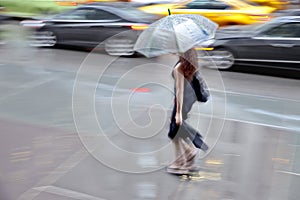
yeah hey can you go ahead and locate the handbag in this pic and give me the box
[191,72,210,102]
[168,118,206,150]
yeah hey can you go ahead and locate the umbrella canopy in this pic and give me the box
[134,14,218,58]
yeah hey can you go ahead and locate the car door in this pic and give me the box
[52,7,124,46]
[250,22,300,68]
[82,8,129,46]
[51,8,95,44]
[227,22,300,68]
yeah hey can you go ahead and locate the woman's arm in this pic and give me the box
[174,63,184,125]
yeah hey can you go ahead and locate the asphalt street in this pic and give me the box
[0,24,300,200]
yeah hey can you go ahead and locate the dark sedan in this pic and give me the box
[273,9,300,17]
[201,16,300,71]
[21,3,158,56]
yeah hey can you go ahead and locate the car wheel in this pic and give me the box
[30,30,57,47]
[104,38,135,56]
[209,48,235,70]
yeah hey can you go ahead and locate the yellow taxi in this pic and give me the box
[139,0,276,26]
[246,0,289,10]
[55,0,119,6]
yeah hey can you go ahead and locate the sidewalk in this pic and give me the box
[1,109,299,200]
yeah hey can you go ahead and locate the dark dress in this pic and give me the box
[168,67,207,150]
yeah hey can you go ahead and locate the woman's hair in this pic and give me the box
[179,48,198,81]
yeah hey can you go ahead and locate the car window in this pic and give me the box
[117,7,158,22]
[85,9,120,20]
[185,0,232,10]
[259,23,300,38]
[55,8,120,20]
[56,8,91,20]
[240,0,260,6]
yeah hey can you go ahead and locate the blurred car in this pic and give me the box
[55,0,168,7]
[273,9,300,17]
[138,0,276,26]
[200,16,300,71]
[21,3,158,55]
[55,0,120,7]
[0,14,10,45]
[130,0,180,3]
[245,0,289,10]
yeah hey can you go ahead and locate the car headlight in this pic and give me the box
[195,39,215,51]
[20,20,46,28]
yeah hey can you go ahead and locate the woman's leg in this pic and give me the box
[180,139,197,156]
[179,139,198,167]
[168,139,185,169]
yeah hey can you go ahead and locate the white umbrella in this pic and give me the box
[134,14,218,58]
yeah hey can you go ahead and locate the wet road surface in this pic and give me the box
[0,25,300,200]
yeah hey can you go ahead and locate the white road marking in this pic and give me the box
[210,88,300,103]
[134,104,300,132]
[276,170,300,177]
[195,112,300,132]
[17,149,89,200]
[33,185,107,200]
[246,109,300,121]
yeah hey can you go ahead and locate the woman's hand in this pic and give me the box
[175,112,182,125]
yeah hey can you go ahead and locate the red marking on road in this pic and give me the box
[132,88,150,93]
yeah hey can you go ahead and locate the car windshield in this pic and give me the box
[238,18,283,33]
[53,5,158,22]
[241,23,267,31]
[239,0,260,6]
[274,9,300,17]
[120,7,153,18]
[242,19,288,37]
[118,7,159,22]
[221,0,252,8]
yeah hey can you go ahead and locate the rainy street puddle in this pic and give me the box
[180,171,222,182]
[167,167,222,182]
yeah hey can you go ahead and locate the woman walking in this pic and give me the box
[167,48,208,174]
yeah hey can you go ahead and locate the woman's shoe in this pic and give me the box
[167,163,183,170]
[167,156,189,175]
[167,157,185,170]
[166,166,189,175]
[167,168,189,175]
